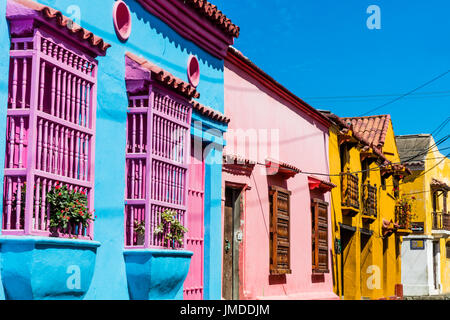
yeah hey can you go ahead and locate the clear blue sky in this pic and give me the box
[215,0,450,152]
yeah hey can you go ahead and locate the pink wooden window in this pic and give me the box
[125,86,192,248]
[183,141,205,299]
[2,27,98,239]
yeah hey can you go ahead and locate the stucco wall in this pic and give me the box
[328,120,403,300]
[223,61,337,300]
[0,0,226,299]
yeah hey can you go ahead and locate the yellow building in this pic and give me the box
[322,112,411,300]
[396,134,450,296]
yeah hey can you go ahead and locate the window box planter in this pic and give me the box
[123,249,193,300]
[0,236,100,300]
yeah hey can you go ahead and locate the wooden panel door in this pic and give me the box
[223,187,241,300]
[183,142,205,300]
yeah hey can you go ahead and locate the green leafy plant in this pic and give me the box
[134,219,145,235]
[153,209,188,249]
[46,184,94,231]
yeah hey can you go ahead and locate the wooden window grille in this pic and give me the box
[341,171,359,210]
[362,184,377,217]
[2,22,98,239]
[446,242,450,260]
[269,186,291,275]
[124,85,192,248]
[311,199,329,273]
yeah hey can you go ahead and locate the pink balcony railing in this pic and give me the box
[125,89,192,249]
[2,29,97,239]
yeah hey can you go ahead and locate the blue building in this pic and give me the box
[0,0,238,300]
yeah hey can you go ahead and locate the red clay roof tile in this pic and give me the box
[183,0,240,38]
[10,0,111,55]
[192,101,230,124]
[342,115,391,149]
[126,52,200,99]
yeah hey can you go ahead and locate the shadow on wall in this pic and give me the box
[123,0,224,73]
[269,274,287,285]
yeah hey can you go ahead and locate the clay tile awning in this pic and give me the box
[308,176,336,193]
[182,0,240,38]
[125,52,200,99]
[431,178,450,191]
[223,153,256,166]
[265,158,301,179]
[192,100,230,124]
[8,0,111,55]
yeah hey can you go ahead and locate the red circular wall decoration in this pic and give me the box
[187,55,200,87]
[113,1,132,41]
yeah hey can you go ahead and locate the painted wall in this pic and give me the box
[0,0,226,299]
[328,120,404,300]
[400,136,450,295]
[0,0,10,300]
[222,61,338,300]
[401,236,435,296]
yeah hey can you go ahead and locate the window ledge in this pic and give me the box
[361,214,377,223]
[123,249,193,300]
[0,235,100,300]
[341,206,360,216]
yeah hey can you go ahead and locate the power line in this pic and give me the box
[359,69,450,116]
[432,116,450,138]
[252,134,450,178]
[305,90,450,101]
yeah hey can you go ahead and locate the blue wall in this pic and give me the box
[0,0,9,300]
[0,0,226,299]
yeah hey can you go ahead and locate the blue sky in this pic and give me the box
[215,0,450,152]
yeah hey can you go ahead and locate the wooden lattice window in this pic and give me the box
[312,199,329,273]
[124,86,192,248]
[341,171,359,210]
[362,184,377,217]
[2,20,98,239]
[269,186,291,275]
[446,242,450,260]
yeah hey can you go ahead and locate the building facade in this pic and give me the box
[324,113,411,300]
[396,134,450,296]
[221,47,338,300]
[0,0,238,300]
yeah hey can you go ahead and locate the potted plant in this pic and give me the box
[46,184,95,236]
[153,209,188,249]
[134,220,146,245]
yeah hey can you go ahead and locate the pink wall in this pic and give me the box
[222,60,339,300]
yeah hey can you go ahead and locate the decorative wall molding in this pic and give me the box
[136,0,238,59]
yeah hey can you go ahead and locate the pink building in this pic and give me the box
[221,47,339,300]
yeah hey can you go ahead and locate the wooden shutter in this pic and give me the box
[312,199,329,273]
[269,186,292,275]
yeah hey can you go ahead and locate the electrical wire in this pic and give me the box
[358,69,450,116]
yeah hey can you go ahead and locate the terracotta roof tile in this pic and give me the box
[191,100,230,124]
[265,158,301,179]
[223,153,256,166]
[9,0,111,55]
[126,52,200,99]
[342,115,391,149]
[183,0,240,38]
[322,111,411,174]
[431,178,450,191]
[308,176,336,192]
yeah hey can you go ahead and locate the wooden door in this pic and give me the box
[433,241,440,290]
[183,142,205,300]
[223,187,241,300]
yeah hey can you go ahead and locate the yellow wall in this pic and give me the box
[399,135,450,293]
[329,122,404,300]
